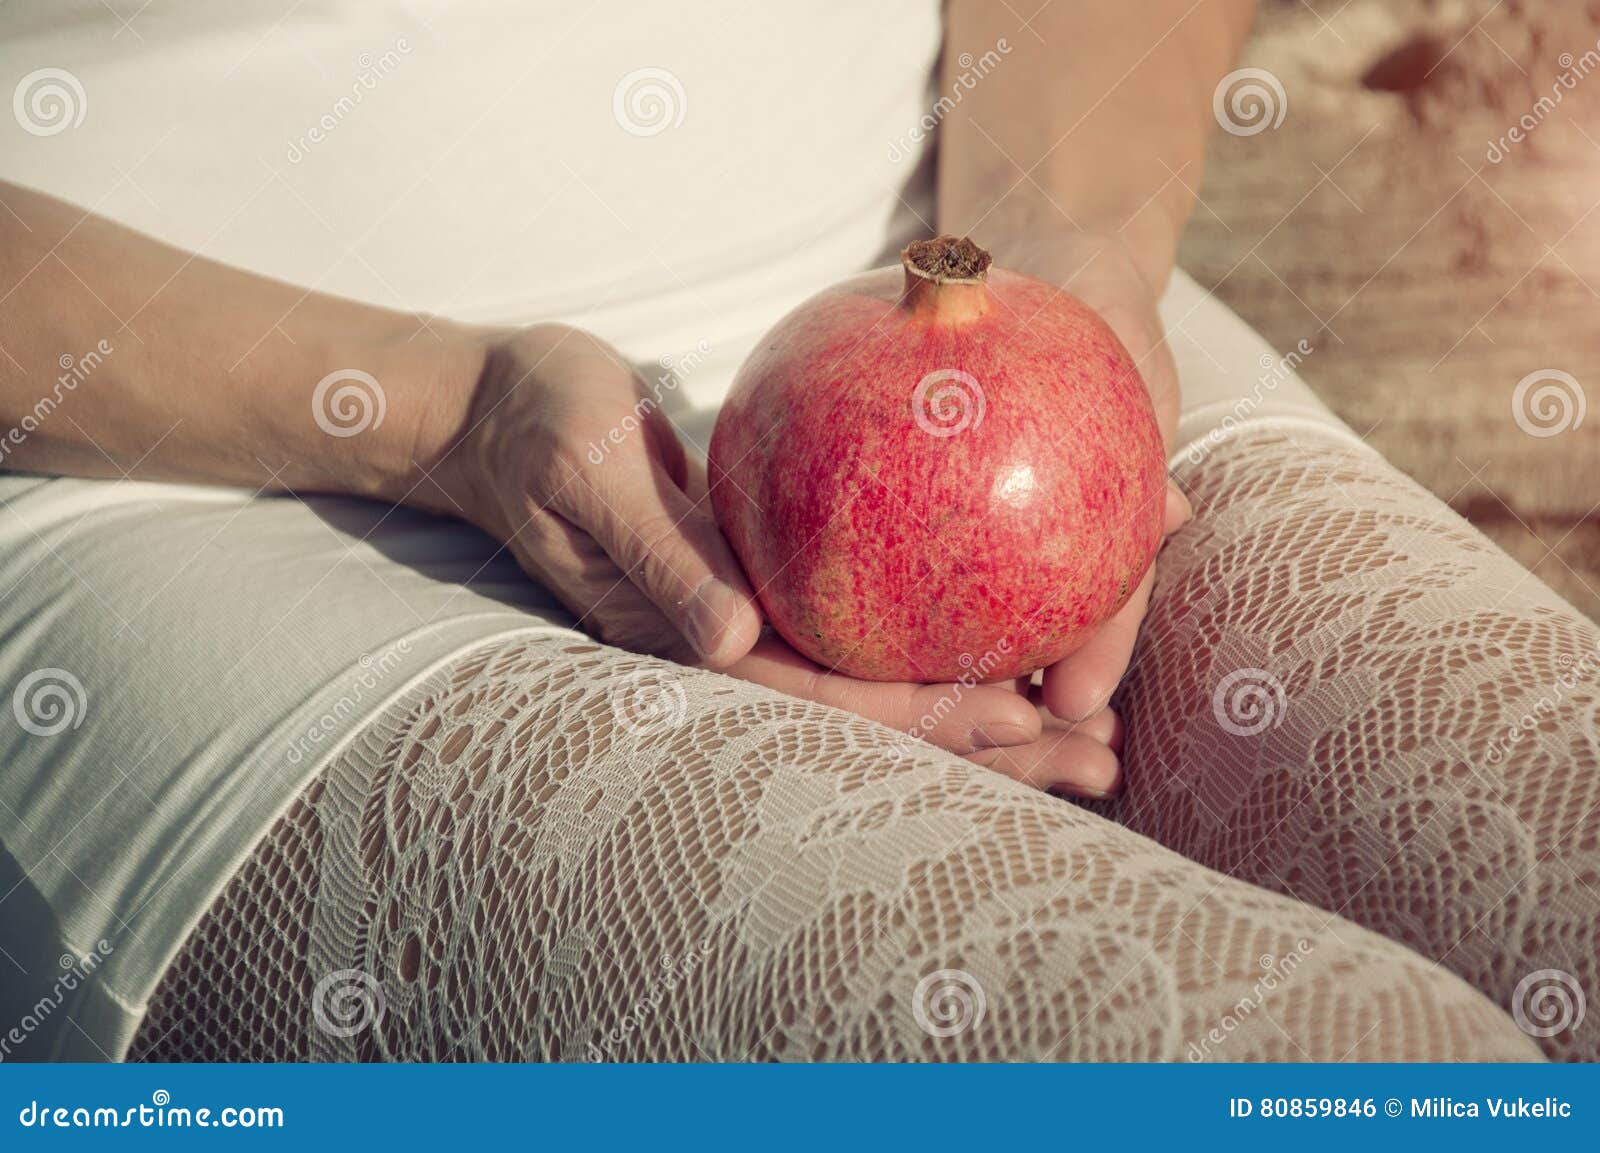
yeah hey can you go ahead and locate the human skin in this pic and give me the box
[0,2,1253,795]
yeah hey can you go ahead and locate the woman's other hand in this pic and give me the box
[986,230,1191,725]
[426,324,763,667]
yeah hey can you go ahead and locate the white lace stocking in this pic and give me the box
[127,472,1570,1063]
[1107,424,1599,1062]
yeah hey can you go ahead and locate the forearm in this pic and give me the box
[0,181,483,501]
[939,0,1255,288]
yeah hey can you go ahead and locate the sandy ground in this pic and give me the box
[1178,0,1600,620]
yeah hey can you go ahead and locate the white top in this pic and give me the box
[3,0,942,424]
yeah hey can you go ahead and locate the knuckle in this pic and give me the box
[536,441,606,511]
[629,509,684,551]
[624,514,695,590]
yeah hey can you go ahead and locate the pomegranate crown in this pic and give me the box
[902,235,992,284]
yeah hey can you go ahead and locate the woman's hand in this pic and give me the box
[426,323,1119,795]
[725,635,1124,797]
[985,230,1192,725]
[427,323,764,666]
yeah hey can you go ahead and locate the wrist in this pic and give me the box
[967,187,1186,296]
[334,316,494,514]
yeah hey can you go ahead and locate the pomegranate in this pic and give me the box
[709,235,1166,683]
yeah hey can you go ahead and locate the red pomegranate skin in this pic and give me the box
[709,241,1166,683]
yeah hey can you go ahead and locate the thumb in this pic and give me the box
[1163,479,1192,534]
[567,460,763,666]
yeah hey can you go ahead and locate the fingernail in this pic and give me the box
[969,721,1034,748]
[683,577,738,660]
[1057,784,1115,801]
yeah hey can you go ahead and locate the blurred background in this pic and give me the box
[1181,0,1600,620]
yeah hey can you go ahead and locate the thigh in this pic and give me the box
[0,474,564,1060]
[131,633,1537,1062]
[1112,421,1599,1061]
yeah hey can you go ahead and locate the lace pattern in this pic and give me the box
[131,598,1550,1060]
[1111,425,1599,1061]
